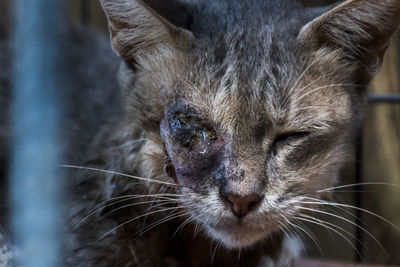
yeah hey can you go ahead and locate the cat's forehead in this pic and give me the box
[177,36,299,128]
[178,69,286,138]
[175,41,351,138]
[192,26,297,78]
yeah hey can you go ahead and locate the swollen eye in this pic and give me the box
[201,129,216,142]
[190,128,216,145]
[174,114,216,146]
[177,114,191,124]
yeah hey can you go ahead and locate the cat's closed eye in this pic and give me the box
[272,131,310,153]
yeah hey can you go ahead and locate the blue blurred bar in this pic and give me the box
[369,94,400,103]
[11,0,64,266]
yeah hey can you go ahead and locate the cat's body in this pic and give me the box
[1,0,400,266]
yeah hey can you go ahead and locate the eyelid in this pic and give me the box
[275,131,310,140]
[274,131,310,144]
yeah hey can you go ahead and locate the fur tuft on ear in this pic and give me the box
[100,0,193,66]
[299,0,400,75]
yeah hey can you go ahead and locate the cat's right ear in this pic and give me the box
[100,0,194,67]
[298,0,400,77]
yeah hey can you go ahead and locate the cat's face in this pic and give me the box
[156,41,355,248]
[101,0,400,248]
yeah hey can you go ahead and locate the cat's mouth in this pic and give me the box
[208,223,267,248]
[206,220,271,248]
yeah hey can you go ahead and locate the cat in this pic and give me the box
[1,0,400,266]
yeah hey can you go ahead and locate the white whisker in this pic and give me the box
[317,182,399,193]
[294,215,363,259]
[172,215,194,239]
[284,57,320,106]
[285,218,322,254]
[60,164,178,187]
[276,216,306,252]
[302,197,400,233]
[299,206,387,256]
[290,76,323,102]
[291,83,358,106]
[298,213,365,249]
[106,139,147,152]
[136,211,188,237]
[74,197,178,230]
[98,206,181,241]
[103,200,178,220]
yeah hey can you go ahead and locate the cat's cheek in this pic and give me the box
[163,141,227,191]
[168,151,224,191]
[160,119,228,190]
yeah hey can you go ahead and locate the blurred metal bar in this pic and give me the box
[11,0,64,266]
[369,94,400,103]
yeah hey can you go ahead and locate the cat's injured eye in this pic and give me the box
[171,113,216,148]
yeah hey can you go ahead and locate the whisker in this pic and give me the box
[60,164,179,187]
[102,199,177,219]
[300,197,360,221]
[79,193,183,221]
[276,220,291,240]
[317,182,399,193]
[291,84,359,106]
[193,217,202,238]
[106,139,147,152]
[143,199,180,216]
[285,218,322,254]
[299,206,387,256]
[283,57,320,106]
[276,216,306,252]
[302,197,400,233]
[136,211,188,237]
[74,197,178,230]
[294,215,363,259]
[98,206,181,241]
[290,76,324,102]
[297,212,366,250]
[172,215,195,239]
[211,240,222,265]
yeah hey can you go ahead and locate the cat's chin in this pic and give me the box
[205,222,270,249]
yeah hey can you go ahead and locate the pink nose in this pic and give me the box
[222,192,262,217]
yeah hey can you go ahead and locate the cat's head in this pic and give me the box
[101,0,400,248]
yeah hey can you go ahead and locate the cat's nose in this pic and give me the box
[220,191,262,218]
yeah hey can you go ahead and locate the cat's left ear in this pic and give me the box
[100,0,194,67]
[299,0,400,76]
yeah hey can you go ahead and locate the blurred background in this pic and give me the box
[0,0,399,265]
